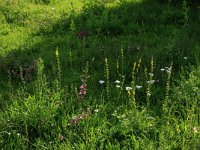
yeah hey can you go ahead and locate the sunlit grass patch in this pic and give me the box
[0,0,200,148]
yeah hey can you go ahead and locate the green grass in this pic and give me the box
[0,0,200,149]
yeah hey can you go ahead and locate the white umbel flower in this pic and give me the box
[99,80,105,84]
[115,80,120,84]
[126,87,132,90]
[136,85,142,89]
[116,85,121,88]
[160,68,165,71]
[147,80,155,84]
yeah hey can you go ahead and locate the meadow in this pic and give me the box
[0,0,200,149]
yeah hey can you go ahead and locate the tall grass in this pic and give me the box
[0,0,200,149]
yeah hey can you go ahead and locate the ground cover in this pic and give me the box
[0,0,200,149]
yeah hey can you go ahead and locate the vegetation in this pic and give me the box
[0,0,200,149]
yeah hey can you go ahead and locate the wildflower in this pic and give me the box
[68,110,90,126]
[115,80,120,84]
[99,80,105,84]
[184,57,188,60]
[167,67,171,71]
[80,84,86,89]
[116,85,121,88]
[166,70,171,74]
[193,127,198,133]
[149,73,154,77]
[78,83,87,99]
[8,132,11,135]
[147,80,155,84]
[160,68,165,71]
[94,109,99,112]
[17,133,20,136]
[126,87,132,90]
[136,85,142,89]
[55,47,59,57]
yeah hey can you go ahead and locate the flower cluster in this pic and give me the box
[136,85,142,89]
[126,87,132,91]
[147,80,155,84]
[78,79,87,100]
[68,110,89,126]
[78,62,89,100]
[115,80,121,88]
[160,67,172,74]
[99,80,105,84]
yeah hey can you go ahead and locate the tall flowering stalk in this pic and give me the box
[120,48,125,89]
[19,65,25,85]
[146,56,154,109]
[121,48,124,76]
[136,57,142,74]
[56,47,61,91]
[131,62,137,108]
[163,62,173,115]
[104,58,110,99]
[78,80,87,100]
[78,61,89,100]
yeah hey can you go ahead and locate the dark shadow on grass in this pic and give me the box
[0,0,200,108]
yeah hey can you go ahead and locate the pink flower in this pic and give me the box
[68,110,90,126]
[78,83,87,99]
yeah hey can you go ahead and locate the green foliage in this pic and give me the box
[0,0,200,149]
[172,66,200,119]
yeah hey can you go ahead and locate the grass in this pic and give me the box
[0,0,200,149]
